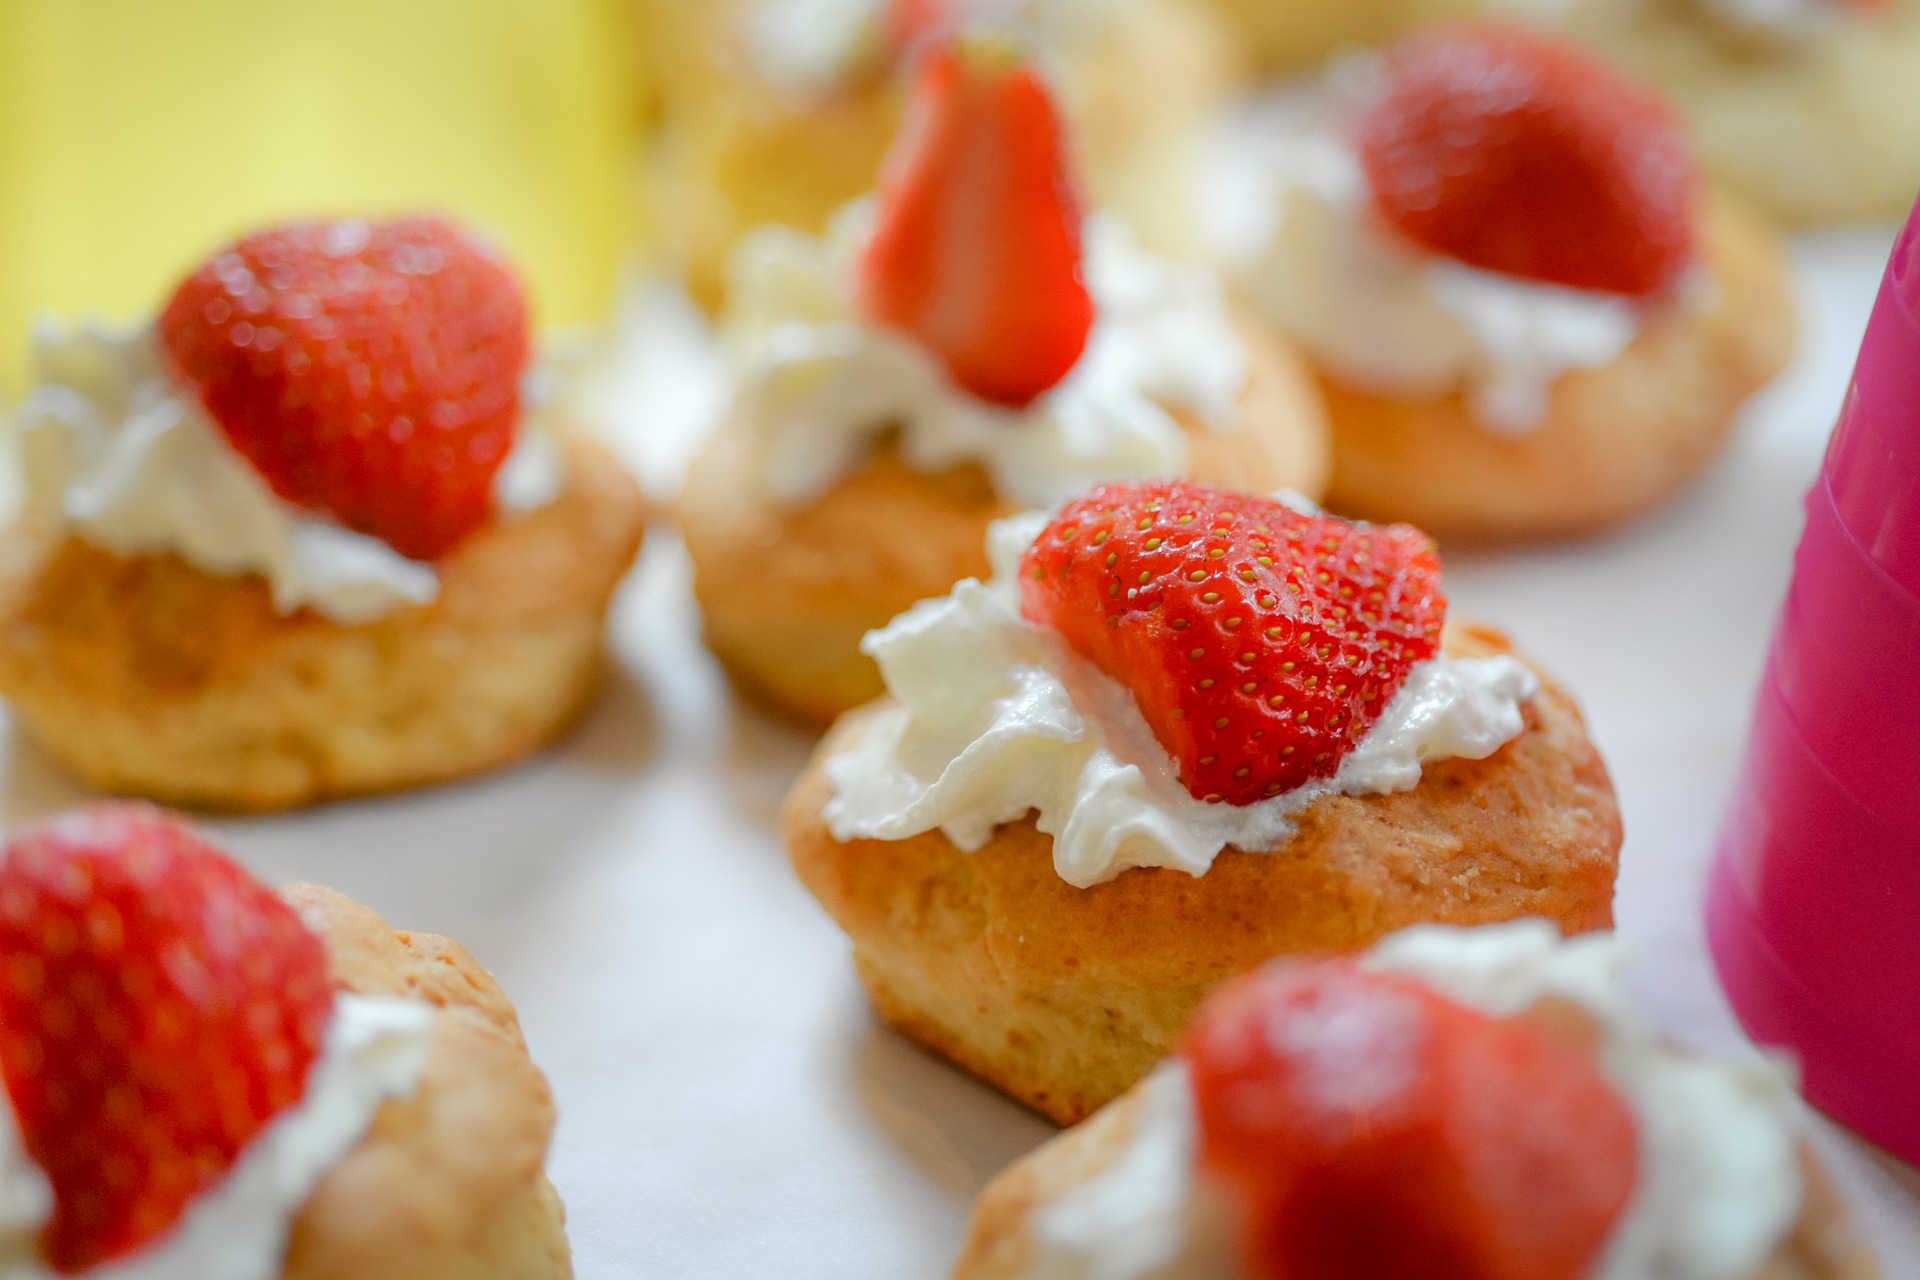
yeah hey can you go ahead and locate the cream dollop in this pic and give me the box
[0,993,434,1280]
[1024,922,1808,1280]
[17,318,564,626]
[724,204,1247,510]
[823,513,1538,889]
[1221,87,1646,434]
[744,0,1139,97]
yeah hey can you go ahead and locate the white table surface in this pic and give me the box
[4,227,1917,1278]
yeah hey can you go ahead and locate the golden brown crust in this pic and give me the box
[783,627,1621,1124]
[680,316,1331,727]
[955,1078,1876,1280]
[1562,0,1920,228]
[279,885,570,1280]
[1321,196,1795,544]
[1194,0,1482,74]
[0,439,647,813]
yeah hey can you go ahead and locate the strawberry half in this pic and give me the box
[857,30,1095,409]
[1355,24,1698,297]
[0,806,333,1272]
[1183,960,1638,1280]
[1020,482,1446,805]
[160,215,531,562]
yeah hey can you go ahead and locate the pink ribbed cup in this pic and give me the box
[1707,207,1920,1164]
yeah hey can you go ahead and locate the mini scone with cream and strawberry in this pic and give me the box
[0,804,569,1280]
[783,481,1620,1124]
[1514,0,1920,227]
[0,215,648,812]
[955,920,1877,1280]
[680,32,1331,726]
[1219,23,1794,543]
[643,0,1235,310]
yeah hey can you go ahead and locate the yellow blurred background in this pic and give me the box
[0,0,645,395]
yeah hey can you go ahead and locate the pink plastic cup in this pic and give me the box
[1707,207,1920,1164]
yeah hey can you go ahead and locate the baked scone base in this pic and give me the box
[0,439,647,813]
[1196,0,1482,73]
[1563,0,1920,227]
[784,626,1621,1125]
[651,0,1234,310]
[955,1073,1878,1280]
[680,316,1330,728]
[1321,196,1794,543]
[281,885,570,1280]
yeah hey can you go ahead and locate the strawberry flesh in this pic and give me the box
[1183,960,1639,1280]
[160,215,530,562]
[858,32,1095,409]
[0,806,333,1272]
[1020,482,1446,805]
[1356,24,1698,297]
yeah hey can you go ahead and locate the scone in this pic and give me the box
[1542,0,1920,227]
[786,482,1621,1123]
[0,804,569,1279]
[955,922,1877,1280]
[1222,23,1794,543]
[680,35,1330,726]
[0,216,647,812]
[1196,0,1481,73]
[645,0,1235,309]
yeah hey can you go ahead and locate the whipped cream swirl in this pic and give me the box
[17,319,564,626]
[1219,80,1655,434]
[1029,922,1808,1280]
[0,993,434,1280]
[745,0,1136,98]
[824,513,1538,888]
[725,204,1247,510]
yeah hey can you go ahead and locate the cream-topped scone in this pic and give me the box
[956,921,1877,1280]
[680,33,1330,726]
[785,482,1620,1123]
[1216,23,1793,543]
[0,804,568,1279]
[1518,0,1920,227]
[0,215,647,812]
[645,0,1235,310]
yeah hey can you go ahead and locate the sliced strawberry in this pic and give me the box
[1182,960,1639,1280]
[1020,482,1446,805]
[1356,23,1698,297]
[160,215,530,562]
[857,31,1094,408]
[0,805,333,1272]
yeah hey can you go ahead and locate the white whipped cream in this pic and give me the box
[0,993,434,1280]
[1025,922,1807,1280]
[745,0,889,96]
[744,0,1134,97]
[1221,89,1645,434]
[823,513,1538,889]
[17,318,565,626]
[724,204,1247,510]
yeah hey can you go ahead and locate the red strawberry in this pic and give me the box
[1182,960,1638,1280]
[1355,24,1697,297]
[0,805,333,1272]
[1020,482,1446,806]
[857,31,1094,408]
[160,215,530,562]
